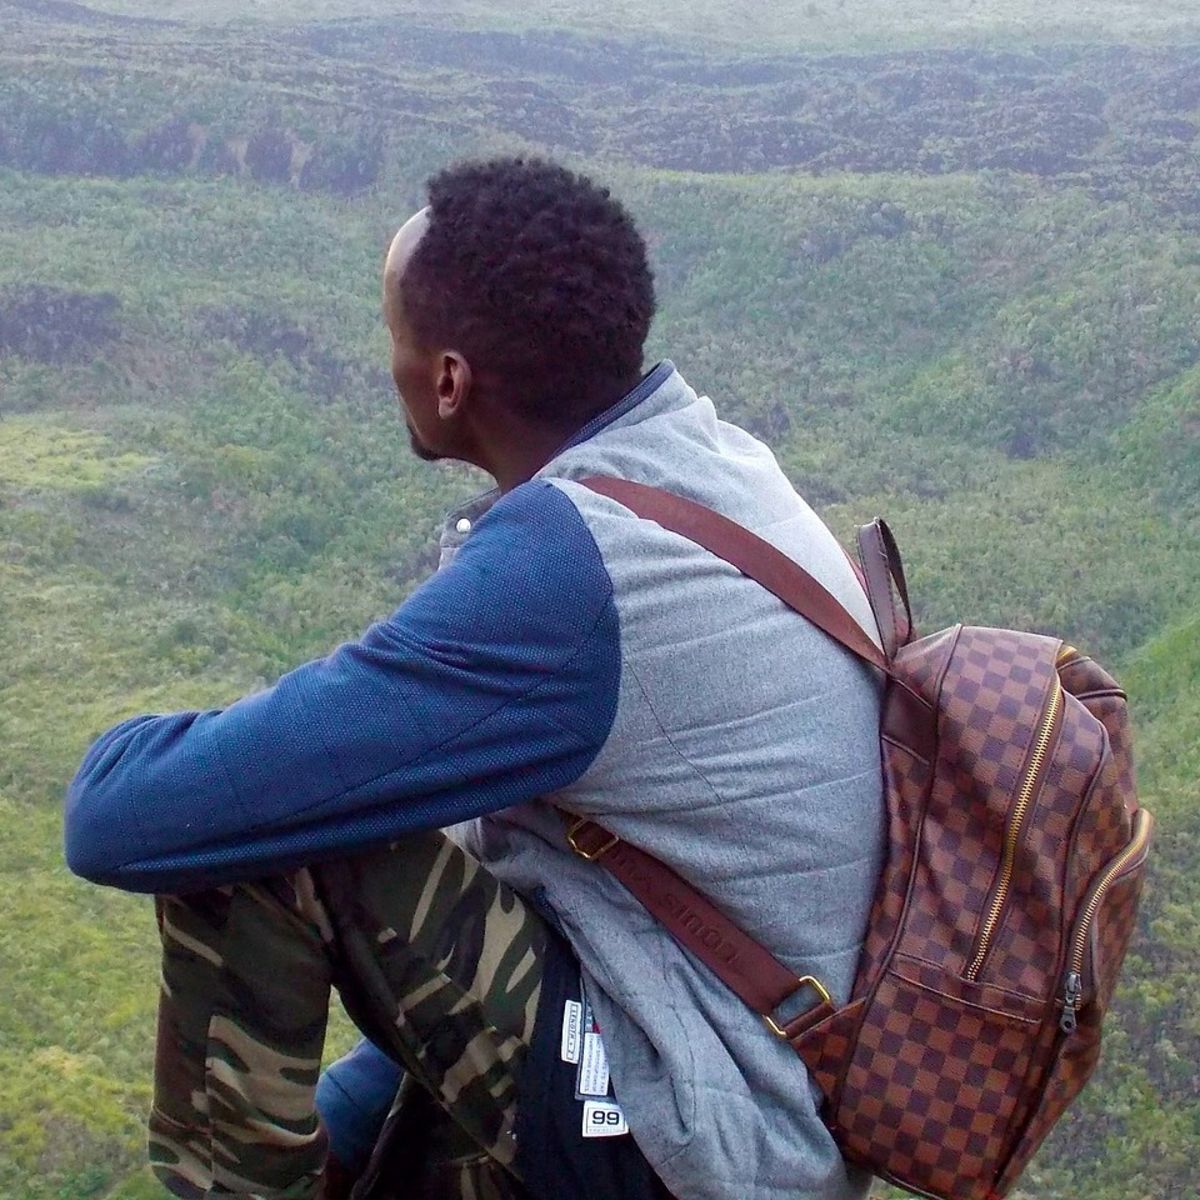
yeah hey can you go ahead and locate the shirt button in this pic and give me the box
[455,518,472,534]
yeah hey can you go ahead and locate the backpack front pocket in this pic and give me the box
[833,963,1043,1200]
[992,806,1153,1196]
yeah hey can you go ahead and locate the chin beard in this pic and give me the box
[406,421,445,463]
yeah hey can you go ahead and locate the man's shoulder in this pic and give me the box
[436,479,614,600]
[406,479,620,665]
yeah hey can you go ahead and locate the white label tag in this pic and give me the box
[560,999,583,1064]
[577,1030,610,1096]
[582,1099,629,1138]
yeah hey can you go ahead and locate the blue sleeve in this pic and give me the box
[64,481,621,893]
[316,1039,403,1173]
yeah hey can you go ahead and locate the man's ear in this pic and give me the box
[436,352,472,419]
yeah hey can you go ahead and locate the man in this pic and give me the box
[65,156,884,1200]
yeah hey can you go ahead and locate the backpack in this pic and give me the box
[564,476,1152,1200]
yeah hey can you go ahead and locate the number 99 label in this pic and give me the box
[581,1099,629,1137]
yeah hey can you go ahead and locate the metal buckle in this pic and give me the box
[764,975,833,1039]
[566,817,620,861]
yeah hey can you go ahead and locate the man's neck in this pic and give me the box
[489,424,577,493]
[481,380,641,493]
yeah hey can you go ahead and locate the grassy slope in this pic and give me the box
[78,0,1200,49]
[1,160,1197,1198]
[1,2,1198,1197]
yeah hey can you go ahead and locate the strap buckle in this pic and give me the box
[566,817,621,862]
[764,975,833,1040]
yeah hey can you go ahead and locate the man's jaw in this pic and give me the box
[406,419,445,463]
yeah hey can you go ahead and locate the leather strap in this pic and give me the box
[560,476,892,1039]
[579,476,889,673]
[565,818,828,1025]
[856,518,913,659]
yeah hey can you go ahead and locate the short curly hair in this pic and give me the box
[401,156,656,428]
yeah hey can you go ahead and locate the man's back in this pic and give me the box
[462,361,884,1200]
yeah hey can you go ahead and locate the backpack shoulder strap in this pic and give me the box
[578,476,889,672]
[564,816,835,1040]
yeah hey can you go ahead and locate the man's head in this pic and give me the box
[383,157,656,482]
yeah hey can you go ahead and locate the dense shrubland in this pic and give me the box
[2,4,1199,210]
[0,3,1197,1199]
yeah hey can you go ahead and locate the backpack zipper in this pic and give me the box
[965,682,1064,982]
[1059,807,1153,1032]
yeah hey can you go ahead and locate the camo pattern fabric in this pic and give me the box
[351,1074,537,1200]
[150,827,548,1199]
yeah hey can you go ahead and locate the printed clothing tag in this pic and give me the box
[561,999,583,1065]
[582,1099,629,1138]
[577,1030,611,1097]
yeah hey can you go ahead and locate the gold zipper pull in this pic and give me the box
[1060,971,1083,1034]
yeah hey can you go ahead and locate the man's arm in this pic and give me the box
[64,481,620,893]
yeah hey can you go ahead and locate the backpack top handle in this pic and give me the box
[856,518,914,660]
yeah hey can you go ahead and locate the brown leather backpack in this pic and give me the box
[565,477,1152,1200]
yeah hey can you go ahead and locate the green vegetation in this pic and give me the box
[78,0,1200,52]
[4,1,1200,197]
[0,0,1196,1197]
[0,422,153,490]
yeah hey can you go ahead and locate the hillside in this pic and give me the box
[61,0,1200,51]
[0,2,1197,1198]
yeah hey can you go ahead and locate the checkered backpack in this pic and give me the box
[564,478,1152,1200]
